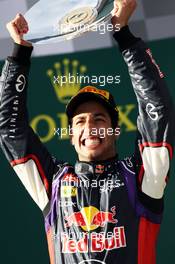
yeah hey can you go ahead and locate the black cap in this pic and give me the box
[66,86,119,127]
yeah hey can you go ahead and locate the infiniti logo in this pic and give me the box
[146,103,158,121]
[16,74,26,92]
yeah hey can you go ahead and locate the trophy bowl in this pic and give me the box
[24,0,114,44]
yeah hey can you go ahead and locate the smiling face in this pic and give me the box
[70,100,118,162]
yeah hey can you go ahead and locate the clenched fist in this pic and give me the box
[111,0,137,30]
[6,13,32,47]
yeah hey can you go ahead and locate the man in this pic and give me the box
[0,0,174,264]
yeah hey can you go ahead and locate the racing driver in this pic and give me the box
[0,0,174,264]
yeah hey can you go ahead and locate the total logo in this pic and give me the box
[62,206,126,253]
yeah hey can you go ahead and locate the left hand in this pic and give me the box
[111,0,137,30]
[6,13,32,47]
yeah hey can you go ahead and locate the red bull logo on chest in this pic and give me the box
[64,206,117,231]
[62,206,126,253]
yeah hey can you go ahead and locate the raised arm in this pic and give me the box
[0,14,58,211]
[112,0,175,211]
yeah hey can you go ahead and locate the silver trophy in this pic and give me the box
[24,0,114,44]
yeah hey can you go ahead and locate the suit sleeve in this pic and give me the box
[0,43,58,211]
[114,26,175,213]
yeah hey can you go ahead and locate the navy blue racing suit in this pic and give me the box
[0,26,174,264]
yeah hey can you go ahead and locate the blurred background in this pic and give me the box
[0,0,175,263]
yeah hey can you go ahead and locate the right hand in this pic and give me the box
[6,13,32,47]
[111,0,137,30]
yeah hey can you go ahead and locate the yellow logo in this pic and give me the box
[61,186,77,197]
[61,186,77,198]
[47,59,87,104]
[80,206,100,231]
